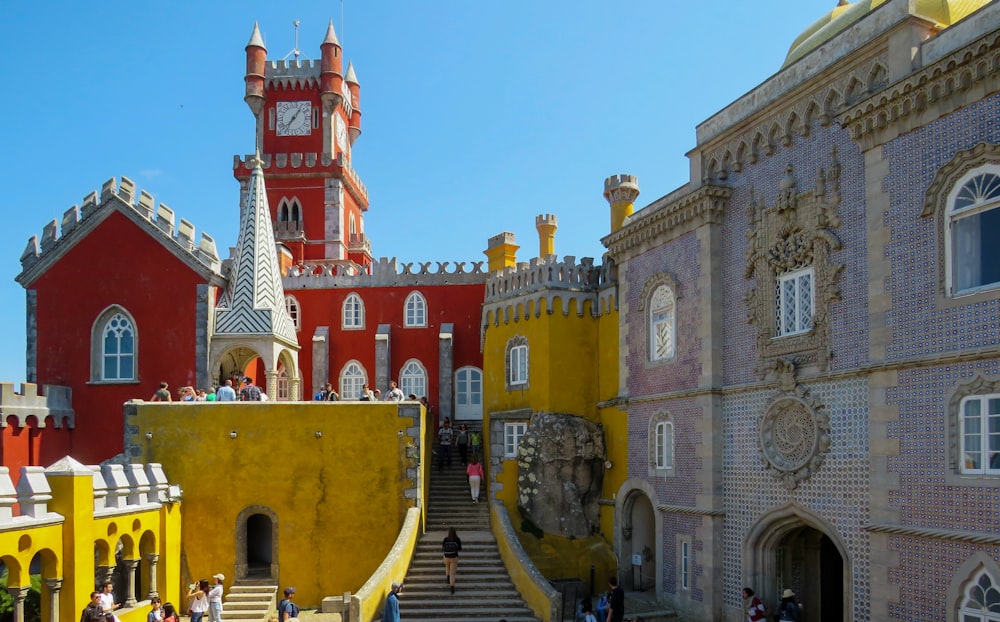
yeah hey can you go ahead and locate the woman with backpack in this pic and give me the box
[442,526,463,594]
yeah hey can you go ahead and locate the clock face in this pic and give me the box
[276,101,311,136]
[336,115,349,157]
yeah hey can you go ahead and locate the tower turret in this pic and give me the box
[345,61,362,142]
[244,22,267,117]
[484,232,519,272]
[320,20,344,103]
[535,214,557,259]
[604,174,640,233]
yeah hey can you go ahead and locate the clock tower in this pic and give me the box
[235,20,371,267]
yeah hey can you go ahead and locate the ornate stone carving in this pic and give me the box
[744,150,844,378]
[759,374,831,490]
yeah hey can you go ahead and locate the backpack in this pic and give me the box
[314,390,327,401]
[277,599,299,620]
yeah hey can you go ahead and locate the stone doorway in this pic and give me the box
[235,506,278,581]
[746,505,850,621]
[621,490,657,592]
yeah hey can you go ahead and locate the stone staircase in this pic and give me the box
[400,461,541,621]
[220,580,277,622]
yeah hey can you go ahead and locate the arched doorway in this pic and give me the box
[236,506,278,580]
[745,504,850,620]
[622,490,656,592]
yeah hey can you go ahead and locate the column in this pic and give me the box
[290,376,301,402]
[43,579,61,622]
[97,565,114,586]
[266,370,279,401]
[7,586,28,622]
[145,554,159,599]
[124,560,141,607]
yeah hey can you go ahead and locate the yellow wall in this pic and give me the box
[128,401,421,609]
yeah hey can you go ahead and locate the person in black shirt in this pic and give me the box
[607,576,625,622]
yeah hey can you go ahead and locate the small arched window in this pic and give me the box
[404,291,427,328]
[959,569,1000,621]
[92,307,137,382]
[947,169,1000,295]
[284,295,301,331]
[649,285,676,361]
[399,359,427,400]
[343,293,364,329]
[339,361,367,401]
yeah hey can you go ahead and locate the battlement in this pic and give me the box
[487,232,517,249]
[265,58,322,88]
[234,153,369,203]
[484,255,614,303]
[18,177,222,280]
[603,173,640,204]
[284,256,489,288]
[0,383,73,429]
[535,213,558,227]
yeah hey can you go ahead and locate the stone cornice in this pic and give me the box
[602,184,731,259]
[839,28,1000,150]
[866,522,1000,545]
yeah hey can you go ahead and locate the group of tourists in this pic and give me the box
[148,377,264,403]
[81,574,226,622]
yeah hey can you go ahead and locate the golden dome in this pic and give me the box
[783,0,992,67]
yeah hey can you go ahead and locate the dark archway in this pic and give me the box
[246,514,273,577]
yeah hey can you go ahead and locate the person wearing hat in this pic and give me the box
[777,588,800,621]
[381,581,402,622]
[278,587,300,622]
[207,574,225,622]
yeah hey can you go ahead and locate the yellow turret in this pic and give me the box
[604,174,640,233]
[535,214,557,259]
[484,232,519,272]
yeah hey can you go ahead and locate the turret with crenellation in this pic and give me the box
[604,174,640,233]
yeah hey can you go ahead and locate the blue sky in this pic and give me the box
[0,1,837,384]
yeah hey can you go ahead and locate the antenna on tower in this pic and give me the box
[282,20,309,61]
[341,0,345,47]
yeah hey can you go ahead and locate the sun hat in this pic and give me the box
[782,588,795,598]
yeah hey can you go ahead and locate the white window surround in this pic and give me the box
[339,360,367,401]
[655,421,674,470]
[959,569,1000,621]
[404,291,427,328]
[649,284,676,361]
[509,345,528,386]
[946,167,1000,296]
[285,295,301,331]
[91,306,138,383]
[504,422,527,459]
[960,394,1000,475]
[775,266,814,337]
[399,359,427,399]
[343,293,364,329]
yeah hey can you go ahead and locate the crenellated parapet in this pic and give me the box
[284,256,489,288]
[17,177,222,284]
[0,383,73,429]
[264,58,321,89]
[482,255,616,323]
[234,152,369,204]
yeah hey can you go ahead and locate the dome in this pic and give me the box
[783,0,992,68]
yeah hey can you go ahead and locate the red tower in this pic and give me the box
[234,21,371,268]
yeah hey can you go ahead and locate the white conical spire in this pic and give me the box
[214,160,297,345]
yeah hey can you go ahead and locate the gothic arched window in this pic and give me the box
[399,359,427,399]
[92,307,137,383]
[404,291,427,328]
[339,361,367,401]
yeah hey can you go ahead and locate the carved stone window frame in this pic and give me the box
[744,153,843,379]
[922,142,1000,304]
[505,335,529,391]
[944,375,1000,487]
[647,411,676,478]
[637,273,681,366]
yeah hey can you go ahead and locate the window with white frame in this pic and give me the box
[959,570,1000,621]
[101,312,136,381]
[504,422,527,458]
[655,421,674,470]
[509,345,528,386]
[649,284,676,361]
[284,295,301,331]
[404,291,427,327]
[343,293,364,329]
[276,367,289,401]
[960,394,1000,474]
[680,541,690,590]
[399,359,427,399]
[776,267,814,336]
[340,361,367,400]
[948,170,1000,295]
[455,367,483,420]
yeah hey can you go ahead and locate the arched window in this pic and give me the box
[404,291,427,327]
[343,293,364,329]
[102,313,136,381]
[948,169,1000,295]
[648,285,676,361]
[284,295,301,331]
[959,569,1000,621]
[455,367,483,420]
[399,359,427,400]
[92,307,137,383]
[339,361,367,401]
[350,213,357,236]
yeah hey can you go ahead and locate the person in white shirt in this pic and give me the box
[208,574,225,622]
[384,381,405,401]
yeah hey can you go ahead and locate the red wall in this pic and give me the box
[30,210,208,465]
